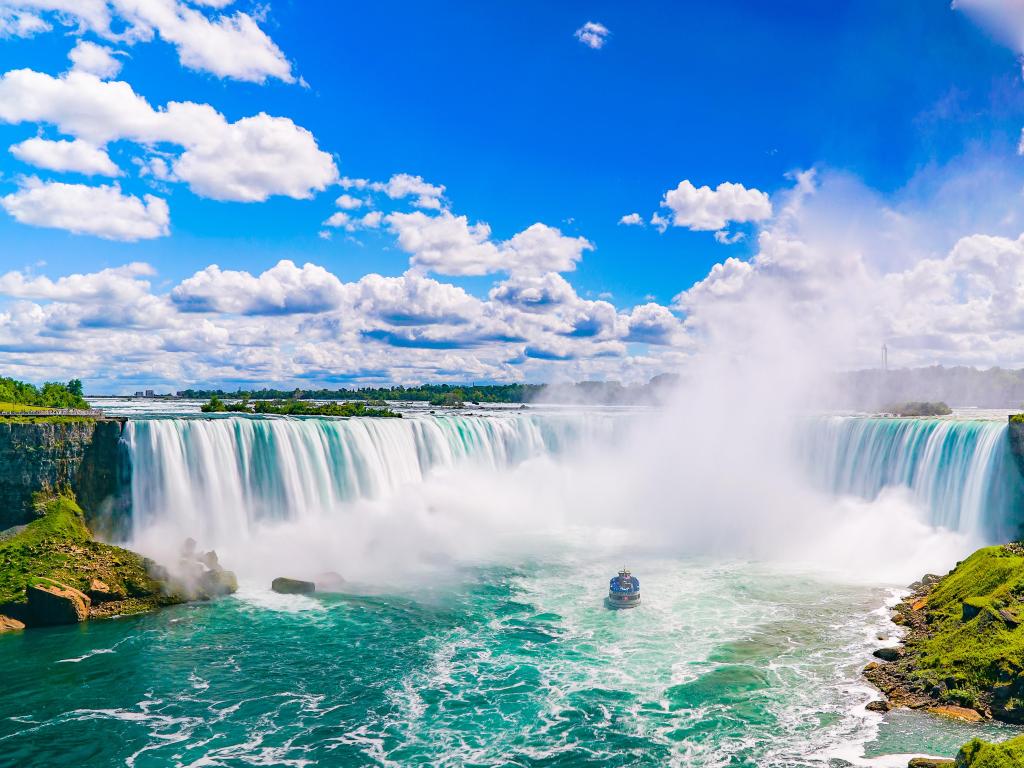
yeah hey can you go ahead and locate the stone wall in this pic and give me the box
[0,419,126,531]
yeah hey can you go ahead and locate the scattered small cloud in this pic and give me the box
[575,21,610,49]
[618,212,644,226]
[714,230,746,245]
[658,179,772,232]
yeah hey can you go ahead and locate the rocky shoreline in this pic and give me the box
[0,492,236,633]
[863,546,1024,766]
[864,544,1024,724]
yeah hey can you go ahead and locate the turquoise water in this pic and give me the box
[1,558,1017,767]
[4,412,1024,765]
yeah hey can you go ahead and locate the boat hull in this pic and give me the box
[605,594,641,609]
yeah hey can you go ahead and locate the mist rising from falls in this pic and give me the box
[121,407,1023,587]
[123,412,621,578]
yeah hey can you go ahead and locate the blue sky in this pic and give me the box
[2,1,1024,392]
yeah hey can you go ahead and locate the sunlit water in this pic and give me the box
[2,406,1022,765]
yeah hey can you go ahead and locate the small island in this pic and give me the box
[880,401,953,417]
[200,396,401,418]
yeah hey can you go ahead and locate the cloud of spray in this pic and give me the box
[128,160,1017,588]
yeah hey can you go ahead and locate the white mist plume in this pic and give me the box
[125,157,1024,588]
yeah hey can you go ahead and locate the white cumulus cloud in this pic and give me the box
[660,179,772,231]
[2,0,293,83]
[0,69,337,202]
[171,260,346,315]
[1,177,168,240]
[10,137,120,176]
[68,39,122,78]
[388,212,592,276]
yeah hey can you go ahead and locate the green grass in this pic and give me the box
[0,401,47,412]
[0,492,159,608]
[957,734,1024,766]
[907,546,1024,713]
[0,400,95,423]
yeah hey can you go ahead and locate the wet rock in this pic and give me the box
[873,647,902,662]
[0,615,25,632]
[199,550,220,572]
[86,578,125,603]
[272,577,315,595]
[866,700,890,713]
[144,558,169,582]
[907,758,954,767]
[927,705,983,722]
[28,580,90,625]
[200,569,238,597]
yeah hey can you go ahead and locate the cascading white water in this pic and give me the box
[800,417,1023,539]
[125,412,618,544]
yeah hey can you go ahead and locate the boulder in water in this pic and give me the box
[873,647,902,662]
[28,579,90,625]
[272,577,315,595]
[907,759,954,767]
[865,700,890,713]
[0,615,24,632]
[200,569,238,597]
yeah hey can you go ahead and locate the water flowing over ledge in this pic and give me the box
[800,417,1024,540]
[124,413,618,540]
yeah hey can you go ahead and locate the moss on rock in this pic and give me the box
[0,491,179,625]
[955,734,1024,767]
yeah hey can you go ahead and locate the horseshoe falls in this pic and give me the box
[5,410,1023,768]
[801,417,1024,541]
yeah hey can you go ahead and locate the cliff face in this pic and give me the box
[0,419,127,531]
[1009,418,1024,480]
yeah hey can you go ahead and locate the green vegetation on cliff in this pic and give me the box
[200,397,400,417]
[0,492,164,615]
[0,377,88,410]
[956,734,1024,766]
[871,544,1024,723]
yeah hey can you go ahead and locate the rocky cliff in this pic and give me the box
[0,419,126,532]
[1008,417,1024,479]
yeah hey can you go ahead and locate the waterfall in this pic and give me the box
[124,412,616,543]
[801,417,1024,539]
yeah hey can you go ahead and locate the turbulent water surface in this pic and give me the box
[2,406,1023,766]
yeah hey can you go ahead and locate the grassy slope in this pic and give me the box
[908,545,1024,715]
[0,493,164,615]
[957,734,1024,766]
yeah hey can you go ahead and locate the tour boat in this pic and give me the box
[606,567,640,609]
